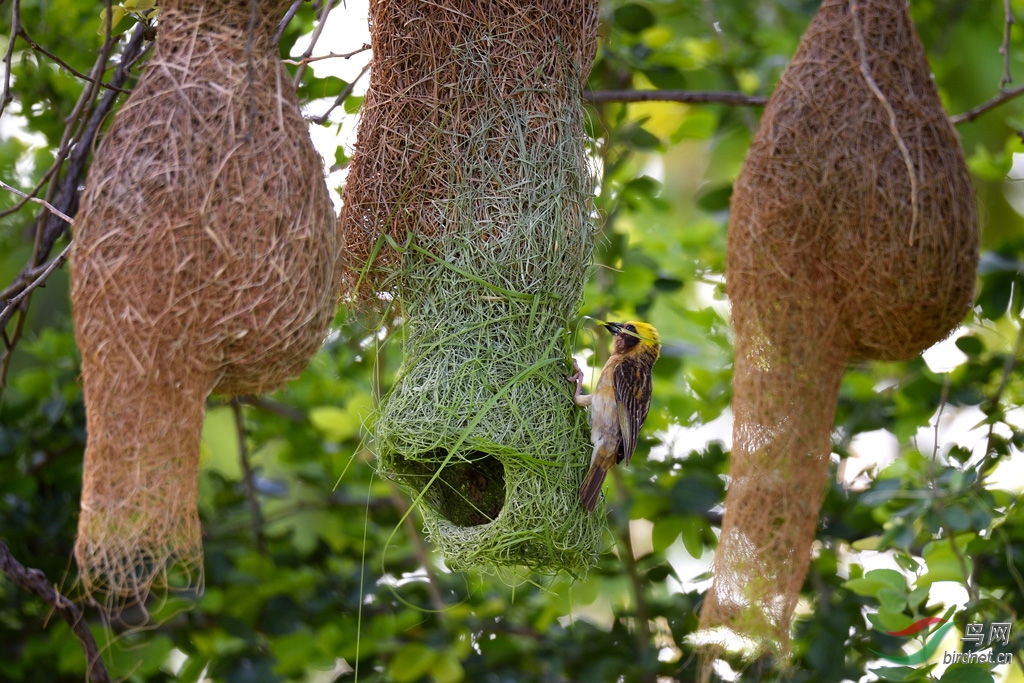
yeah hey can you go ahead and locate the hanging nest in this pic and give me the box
[699,0,978,666]
[339,1,602,573]
[71,0,338,606]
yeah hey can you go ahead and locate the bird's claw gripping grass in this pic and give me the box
[568,360,585,402]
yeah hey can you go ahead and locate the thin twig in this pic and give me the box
[283,44,371,66]
[291,0,342,88]
[1,0,19,117]
[37,20,149,263]
[584,89,768,107]
[0,244,71,331]
[925,380,980,606]
[309,62,370,124]
[611,467,653,681]
[389,485,448,619]
[0,159,62,220]
[1001,0,1015,89]
[16,27,131,94]
[576,85,1024,129]
[273,0,305,45]
[0,306,26,394]
[231,400,267,555]
[0,180,76,225]
[0,5,134,400]
[231,395,307,422]
[950,81,1024,124]
[851,0,918,244]
[0,542,112,683]
[984,324,1024,419]
[36,0,120,263]
[16,0,116,229]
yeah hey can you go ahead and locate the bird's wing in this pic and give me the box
[614,359,652,465]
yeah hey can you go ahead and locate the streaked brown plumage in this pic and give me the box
[570,321,660,512]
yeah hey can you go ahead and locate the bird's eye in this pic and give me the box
[626,324,636,333]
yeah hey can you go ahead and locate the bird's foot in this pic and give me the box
[567,360,587,405]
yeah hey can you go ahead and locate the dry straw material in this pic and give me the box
[699,0,978,665]
[339,1,603,573]
[71,0,338,605]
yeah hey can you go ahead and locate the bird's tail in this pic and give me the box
[578,464,607,513]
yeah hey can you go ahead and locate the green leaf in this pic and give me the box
[614,3,656,33]
[844,569,906,598]
[877,588,907,614]
[430,650,465,683]
[97,5,126,34]
[938,664,994,683]
[392,643,437,683]
[309,405,359,441]
[200,406,242,480]
[695,184,732,212]
[643,65,685,89]
[967,143,1010,181]
[344,95,365,114]
[673,110,719,141]
[977,273,1013,319]
[868,664,932,681]
[852,535,882,551]
[628,126,660,149]
[954,336,983,356]
[918,539,971,589]
[651,515,684,552]
[680,517,705,559]
[872,610,912,634]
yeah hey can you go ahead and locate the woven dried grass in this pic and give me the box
[699,0,978,665]
[339,1,602,573]
[71,0,338,605]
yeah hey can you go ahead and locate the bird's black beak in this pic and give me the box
[602,321,624,335]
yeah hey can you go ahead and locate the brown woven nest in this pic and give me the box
[71,0,338,606]
[339,1,604,573]
[699,0,978,667]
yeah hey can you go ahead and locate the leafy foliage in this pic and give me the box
[2,1,1024,681]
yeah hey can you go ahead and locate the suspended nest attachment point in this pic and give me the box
[340,1,602,574]
[71,0,338,606]
[699,0,978,668]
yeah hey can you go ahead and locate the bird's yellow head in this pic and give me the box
[603,321,661,359]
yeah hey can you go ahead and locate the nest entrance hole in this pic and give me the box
[394,450,506,527]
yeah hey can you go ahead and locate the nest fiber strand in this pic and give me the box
[340,1,602,573]
[700,0,978,662]
[71,0,338,603]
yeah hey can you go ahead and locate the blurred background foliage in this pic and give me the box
[2,1,1024,681]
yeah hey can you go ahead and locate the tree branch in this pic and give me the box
[291,0,342,88]
[1001,0,1015,89]
[0,243,71,323]
[273,0,305,45]
[584,89,768,107]
[16,26,131,94]
[231,400,267,555]
[309,61,370,124]
[0,180,76,225]
[38,20,149,261]
[0,542,111,683]
[1,0,19,117]
[584,85,1024,130]
[283,44,370,66]
[229,395,308,422]
[950,82,1024,125]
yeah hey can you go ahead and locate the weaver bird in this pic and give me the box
[570,321,660,512]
